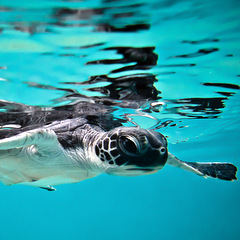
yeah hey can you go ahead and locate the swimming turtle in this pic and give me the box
[0,102,237,191]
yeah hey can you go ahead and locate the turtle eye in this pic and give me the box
[119,136,139,155]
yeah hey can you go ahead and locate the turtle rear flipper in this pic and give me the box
[40,186,56,191]
[167,153,238,181]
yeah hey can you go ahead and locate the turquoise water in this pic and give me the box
[0,0,240,239]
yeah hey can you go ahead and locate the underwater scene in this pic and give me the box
[0,0,240,239]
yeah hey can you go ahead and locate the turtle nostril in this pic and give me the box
[160,147,166,154]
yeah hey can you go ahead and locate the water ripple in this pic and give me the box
[0,0,239,136]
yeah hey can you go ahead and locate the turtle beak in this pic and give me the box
[147,130,167,150]
[146,130,168,167]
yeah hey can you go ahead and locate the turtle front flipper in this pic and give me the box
[0,128,58,152]
[0,129,65,188]
[167,153,237,181]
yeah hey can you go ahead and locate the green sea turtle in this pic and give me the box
[0,101,237,191]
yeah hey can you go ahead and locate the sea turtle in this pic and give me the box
[0,102,237,191]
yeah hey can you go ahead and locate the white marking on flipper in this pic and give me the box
[0,124,22,129]
[0,129,58,151]
[167,153,204,176]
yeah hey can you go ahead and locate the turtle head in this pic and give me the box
[94,127,168,176]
